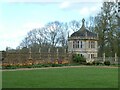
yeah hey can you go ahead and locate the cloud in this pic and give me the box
[59,1,71,9]
[0,0,103,3]
[79,7,90,17]
[23,22,44,31]
[0,30,25,50]
[0,22,44,50]
[78,4,102,17]
[59,1,102,18]
[1,40,19,50]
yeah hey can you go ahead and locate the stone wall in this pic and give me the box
[2,51,72,65]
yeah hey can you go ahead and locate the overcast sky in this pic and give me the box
[0,0,103,51]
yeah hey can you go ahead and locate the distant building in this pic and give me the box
[68,19,98,62]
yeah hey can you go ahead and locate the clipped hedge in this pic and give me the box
[104,60,110,66]
[2,63,66,69]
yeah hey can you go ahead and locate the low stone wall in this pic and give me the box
[94,57,119,64]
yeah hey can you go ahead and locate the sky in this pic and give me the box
[0,0,103,51]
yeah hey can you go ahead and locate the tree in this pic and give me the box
[94,2,118,57]
[44,21,63,47]
[18,21,69,50]
[88,16,95,32]
[59,23,69,47]
[69,20,80,32]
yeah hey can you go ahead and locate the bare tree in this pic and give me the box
[89,16,95,32]
[69,20,80,32]
[59,22,68,47]
[45,21,63,47]
[20,37,29,48]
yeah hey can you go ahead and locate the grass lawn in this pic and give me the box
[2,66,118,88]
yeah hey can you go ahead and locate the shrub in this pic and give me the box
[92,61,95,65]
[72,54,86,64]
[51,64,62,67]
[44,64,51,67]
[91,60,101,65]
[72,54,80,63]
[104,60,110,66]
[3,65,18,69]
[3,65,12,69]
[96,61,100,65]
[32,64,40,68]
[80,57,86,65]
[86,62,92,65]
[26,65,33,68]
[57,64,63,67]
[51,64,56,67]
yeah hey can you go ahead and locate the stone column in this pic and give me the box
[115,53,117,62]
[48,48,51,61]
[103,53,105,62]
[29,48,32,60]
[28,47,32,65]
[39,48,41,60]
[64,48,66,57]
[89,54,91,62]
[57,48,59,60]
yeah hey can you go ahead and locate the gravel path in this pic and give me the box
[1,65,118,72]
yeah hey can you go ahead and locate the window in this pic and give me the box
[80,41,82,48]
[89,41,95,48]
[89,41,91,48]
[91,54,94,59]
[91,41,95,48]
[73,41,79,48]
[77,41,79,48]
[88,54,90,58]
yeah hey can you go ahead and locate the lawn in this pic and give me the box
[2,66,118,88]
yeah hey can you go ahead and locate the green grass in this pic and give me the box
[2,67,118,88]
[0,70,2,90]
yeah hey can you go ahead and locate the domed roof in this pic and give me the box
[71,19,97,37]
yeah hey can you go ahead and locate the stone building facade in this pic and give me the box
[68,19,98,62]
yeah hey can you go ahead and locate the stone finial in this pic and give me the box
[80,18,85,31]
[82,18,85,26]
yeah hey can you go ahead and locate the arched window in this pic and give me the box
[73,41,79,48]
[91,41,95,48]
[89,41,95,48]
[89,41,91,48]
[81,41,82,48]
[77,41,79,48]
[91,54,94,58]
